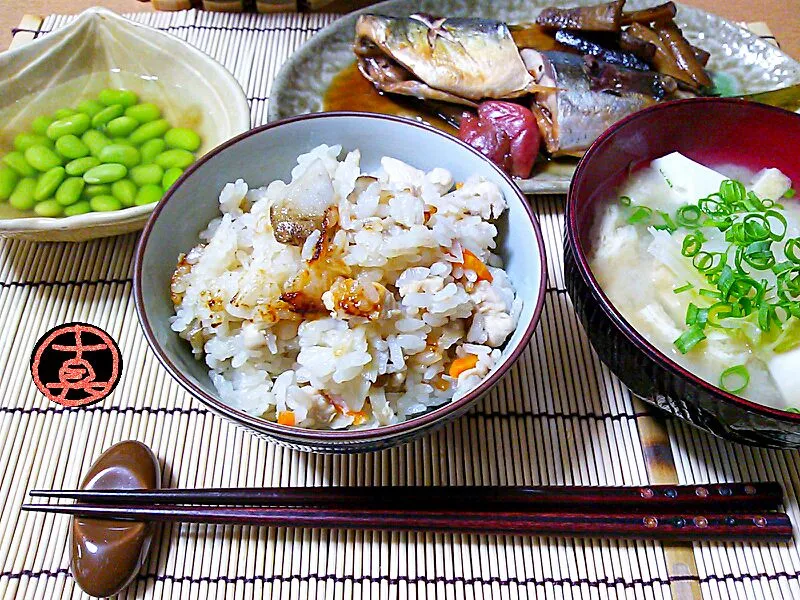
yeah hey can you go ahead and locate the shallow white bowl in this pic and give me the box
[0,7,250,242]
[135,112,547,453]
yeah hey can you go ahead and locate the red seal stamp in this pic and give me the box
[30,323,122,407]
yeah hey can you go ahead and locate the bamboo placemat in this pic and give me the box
[1,9,797,600]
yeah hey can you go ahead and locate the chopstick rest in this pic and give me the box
[67,441,161,599]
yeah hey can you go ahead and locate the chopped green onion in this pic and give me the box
[674,282,694,294]
[681,232,704,257]
[785,188,796,199]
[674,325,706,354]
[742,240,775,270]
[707,302,734,326]
[719,365,750,394]
[627,206,652,224]
[786,238,800,264]
[653,211,678,233]
[699,288,722,300]
[719,180,747,205]
[742,214,771,241]
[619,195,632,206]
[677,205,703,227]
[692,251,725,274]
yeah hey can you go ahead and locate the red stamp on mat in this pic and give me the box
[30,323,122,407]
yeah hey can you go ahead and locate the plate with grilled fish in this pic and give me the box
[269,0,800,193]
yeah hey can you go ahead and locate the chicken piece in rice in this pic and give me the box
[170,144,522,430]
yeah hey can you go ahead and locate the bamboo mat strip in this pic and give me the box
[0,9,795,600]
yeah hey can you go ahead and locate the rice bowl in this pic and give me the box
[170,144,522,430]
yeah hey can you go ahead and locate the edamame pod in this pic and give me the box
[134,184,163,206]
[98,144,140,169]
[2,152,37,177]
[105,116,139,138]
[98,89,138,108]
[90,194,123,212]
[0,167,19,201]
[65,157,101,176]
[14,133,53,152]
[164,128,201,152]
[82,130,111,157]
[55,135,90,160]
[140,139,166,164]
[34,200,63,217]
[25,145,63,172]
[34,166,66,201]
[111,179,137,207]
[8,178,36,211]
[162,167,183,190]
[129,119,170,145]
[130,164,164,187]
[55,177,85,206]
[91,104,124,129]
[46,113,91,140]
[64,200,92,216]
[125,103,161,123]
[83,163,127,184]
[154,149,195,170]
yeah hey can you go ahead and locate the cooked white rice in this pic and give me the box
[170,144,521,429]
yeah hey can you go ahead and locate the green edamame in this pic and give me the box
[9,178,36,211]
[82,130,111,157]
[83,184,112,198]
[90,194,123,212]
[34,166,66,202]
[125,103,161,123]
[154,149,195,170]
[130,164,164,187]
[14,133,52,152]
[77,99,104,118]
[34,199,63,217]
[105,116,139,138]
[55,177,85,206]
[140,139,166,164]
[64,200,91,216]
[111,179,137,207]
[162,167,183,190]
[134,184,163,206]
[24,145,63,172]
[164,128,201,152]
[98,144,140,168]
[98,89,138,108]
[2,152,37,177]
[55,135,90,160]
[46,113,91,140]
[91,104,124,129]
[0,167,19,201]
[31,115,54,136]
[129,119,170,145]
[52,108,76,120]
[65,157,101,176]
[83,163,127,185]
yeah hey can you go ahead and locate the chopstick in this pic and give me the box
[28,483,783,513]
[20,502,792,542]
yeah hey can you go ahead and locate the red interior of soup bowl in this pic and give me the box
[568,97,800,423]
[570,98,800,249]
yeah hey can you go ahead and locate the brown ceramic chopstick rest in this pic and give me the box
[70,441,161,598]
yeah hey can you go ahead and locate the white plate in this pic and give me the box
[269,0,800,194]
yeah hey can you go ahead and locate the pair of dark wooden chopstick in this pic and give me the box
[23,483,792,542]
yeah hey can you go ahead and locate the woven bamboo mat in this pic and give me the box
[1,9,798,600]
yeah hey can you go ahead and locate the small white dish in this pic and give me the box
[0,7,251,242]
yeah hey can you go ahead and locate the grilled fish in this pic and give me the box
[355,13,549,105]
[523,50,675,155]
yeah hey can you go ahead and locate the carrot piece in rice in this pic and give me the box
[449,354,479,378]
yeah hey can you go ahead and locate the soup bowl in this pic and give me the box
[135,112,547,453]
[565,98,800,448]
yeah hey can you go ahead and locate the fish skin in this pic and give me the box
[355,14,536,101]
[524,50,660,155]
